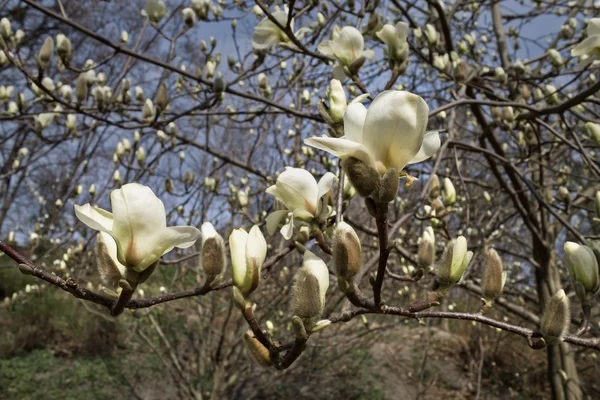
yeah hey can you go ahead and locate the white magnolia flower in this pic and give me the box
[229,225,267,295]
[571,18,600,66]
[305,90,440,175]
[376,21,409,61]
[251,8,309,51]
[74,183,201,272]
[318,26,374,78]
[266,167,336,240]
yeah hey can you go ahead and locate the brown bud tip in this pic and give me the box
[427,174,440,199]
[332,222,362,281]
[483,248,505,301]
[540,289,570,345]
[243,331,272,367]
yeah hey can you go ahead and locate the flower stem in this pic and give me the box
[373,202,390,306]
[111,285,136,317]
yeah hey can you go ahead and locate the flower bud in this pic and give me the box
[0,18,11,39]
[341,157,379,198]
[482,248,506,302]
[121,30,129,44]
[182,7,196,28]
[135,147,146,166]
[417,227,435,268]
[244,331,272,367]
[142,98,154,119]
[443,177,456,206]
[540,289,570,345]
[427,174,440,199]
[229,225,267,296]
[201,222,225,285]
[547,49,563,67]
[155,82,168,112]
[564,242,599,302]
[76,74,88,103]
[56,33,72,63]
[437,236,472,285]
[291,251,330,323]
[332,222,362,283]
[584,122,600,146]
[327,79,347,124]
[38,37,54,69]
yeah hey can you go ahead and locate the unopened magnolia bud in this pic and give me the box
[291,251,330,323]
[584,122,600,146]
[437,236,472,286]
[443,177,456,206]
[113,169,121,184]
[0,18,11,39]
[332,222,362,283]
[56,33,72,63]
[483,248,506,302]
[341,157,379,197]
[142,98,154,119]
[428,174,440,199]
[89,184,96,195]
[38,37,54,68]
[135,147,146,166]
[164,178,174,193]
[244,331,272,367]
[596,191,600,218]
[201,222,225,285]
[120,30,129,44]
[182,7,196,28]
[76,74,87,103]
[375,168,399,203]
[155,82,168,112]
[558,186,570,202]
[540,289,570,345]
[564,242,599,302]
[328,79,347,124]
[547,49,563,67]
[230,225,267,296]
[418,227,435,268]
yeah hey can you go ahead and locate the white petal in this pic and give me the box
[99,231,127,277]
[317,172,337,200]
[303,250,329,304]
[361,49,375,60]
[587,19,600,36]
[280,213,295,240]
[252,12,288,51]
[571,35,600,57]
[394,22,409,40]
[337,26,365,64]
[74,203,114,233]
[246,225,267,272]
[110,183,167,268]
[266,210,289,235]
[229,228,248,287]
[304,137,376,169]
[376,24,396,48]
[317,40,336,56]
[332,64,347,80]
[343,102,367,143]
[134,225,201,272]
[275,167,319,215]
[362,91,429,171]
[407,131,441,165]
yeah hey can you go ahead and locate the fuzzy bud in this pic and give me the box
[417,227,435,268]
[244,331,272,367]
[155,82,168,112]
[443,177,456,206]
[291,251,330,325]
[482,248,506,303]
[201,222,225,285]
[327,79,347,124]
[332,222,362,283]
[540,289,570,345]
[76,74,88,103]
[56,34,72,63]
[584,122,600,146]
[142,98,154,119]
[38,37,54,69]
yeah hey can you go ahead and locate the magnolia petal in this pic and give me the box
[74,203,114,233]
[394,21,409,40]
[110,183,168,267]
[317,40,336,57]
[280,213,295,240]
[252,21,284,50]
[99,231,127,277]
[317,172,337,200]
[376,24,397,48]
[266,210,289,235]
[363,91,429,171]
[132,225,200,272]
[229,228,249,288]
[587,19,600,36]
[304,137,376,170]
[275,167,319,216]
[407,131,441,165]
[343,102,367,143]
[361,49,375,60]
[303,250,330,303]
[336,26,365,64]
[246,225,267,275]
[571,35,600,57]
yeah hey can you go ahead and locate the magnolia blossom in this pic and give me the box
[229,225,267,295]
[251,8,309,51]
[318,26,374,79]
[571,18,600,66]
[266,167,336,240]
[376,21,409,62]
[146,0,167,23]
[305,90,440,175]
[74,183,201,272]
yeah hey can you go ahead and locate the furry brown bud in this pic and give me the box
[244,331,272,367]
[291,251,329,325]
[540,289,570,345]
[200,222,226,286]
[482,248,506,302]
[38,37,54,69]
[417,227,435,268]
[342,156,379,197]
[332,222,362,282]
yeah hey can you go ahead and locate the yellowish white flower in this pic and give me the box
[229,225,267,296]
[305,90,440,175]
[266,167,336,240]
[318,26,374,78]
[74,183,201,272]
[376,21,409,62]
[251,7,309,51]
[571,18,600,66]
